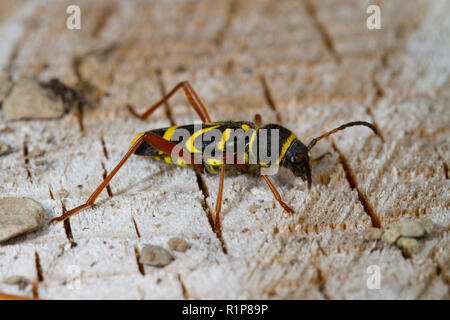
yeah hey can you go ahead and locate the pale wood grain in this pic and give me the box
[0,0,448,299]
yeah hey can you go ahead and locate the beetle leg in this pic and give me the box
[127,81,212,123]
[143,132,205,173]
[0,292,36,300]
[214,156,226,232]
[254,113,262,126]
[260,173,294,214]
[49,134,148,224]
[311,151,331,162]
[49,132,204,224]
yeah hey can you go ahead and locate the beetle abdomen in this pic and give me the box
[132,121,257,172]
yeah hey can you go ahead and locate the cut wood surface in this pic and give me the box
[0,0,448,299]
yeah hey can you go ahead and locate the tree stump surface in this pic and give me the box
[0,0,448,299]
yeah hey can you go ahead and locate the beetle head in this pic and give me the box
[282,120,380,189]
[283,139,312,188]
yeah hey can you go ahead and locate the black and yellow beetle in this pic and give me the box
[50,81,379,231]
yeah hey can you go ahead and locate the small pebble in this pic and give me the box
[140,245,174,267]
[168,238,190,252]
[0,142,10,156]
[2,79,65,121]
[3,275,30,290]
[396,220,425,238]
[381,227,400,245]
[0,197,45,242]
[419,218,434,235]
[363,227,383,241]
[396,237,420,256]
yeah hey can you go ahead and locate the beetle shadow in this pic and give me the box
[111,166,169,198]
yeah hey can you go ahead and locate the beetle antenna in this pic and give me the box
[307,121,380,151]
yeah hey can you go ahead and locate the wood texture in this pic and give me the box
[0,0,448,299]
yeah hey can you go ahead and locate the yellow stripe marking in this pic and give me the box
[276,133,296,164]
[209,164,217,174]
[257,133,297,167]
[130,132,145,149]
[217,128,231,151]
[164,156,173,165]
[155,126,179,155]
[163,125,178,141]
[242,124,250,131]
[248,129,258,159]
[206,158,222,166]
[176,158,187,167]
[186,126,220,153]
[130,126,178,151]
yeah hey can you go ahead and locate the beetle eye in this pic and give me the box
[295,153,305,163]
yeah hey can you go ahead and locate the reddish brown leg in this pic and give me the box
[254,113,262,127]
[50,132,204,224]
[49,134,148,224]
[213,155,245,232]
[261,173,294,214]
[0,292,36,300]
[127,81,212,123]
[214,158,226,232]
[311,151,331,162]
[144,131,205,173]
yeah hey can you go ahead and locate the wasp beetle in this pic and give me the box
[50,81,380,231]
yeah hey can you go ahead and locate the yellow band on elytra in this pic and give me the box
[130,132,145,149]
